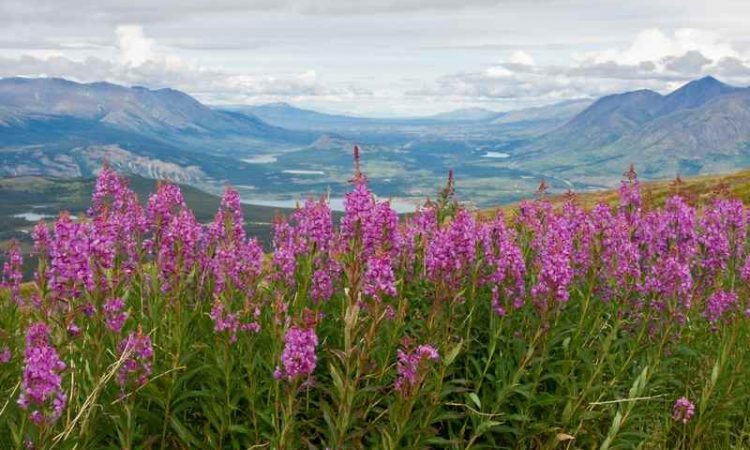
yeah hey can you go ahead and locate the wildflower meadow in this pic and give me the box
[1,150,750,449]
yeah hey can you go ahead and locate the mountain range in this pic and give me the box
[0,77,307,141]
[231,98,591,137]
[1,75,750,205]
[513,76,750,185]
[0,77,330,190]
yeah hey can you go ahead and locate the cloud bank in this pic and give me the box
[412,29,750,103]
[2,0,750,114]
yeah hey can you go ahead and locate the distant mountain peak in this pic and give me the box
[670,75,733,94]
[516,75,750,184]
[658,75,739,115]
[262,101,296,109]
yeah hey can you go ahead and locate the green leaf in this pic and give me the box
[468,392,482,409]
[444,340,463,366]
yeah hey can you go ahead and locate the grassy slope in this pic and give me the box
[488,168,750,215]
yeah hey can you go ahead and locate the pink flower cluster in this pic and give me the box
[116,330,154,390]
[103,297,128,333]
[46,214,95,301]
[672,396,695,424]
[1,240,23,305]
[703,290,738,327]
[394,344,440,396]
[274,326,319,382]
[18,322,67,425]
[426,209,479,288]
[209,301,261,343]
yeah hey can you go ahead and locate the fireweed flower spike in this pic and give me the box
[48,213,95,302]
[146,182,187,232]
[116,329,154,390]
[699,199,745,277]
[88,167,147,276]
[363,252,397,301]
[703,290,738,327]
[103,297,128,333]
[672,397,695,424]
[481,210,526,310]
[157,208,203,292]
[425,208,479,290]
[1,240,23,305]
[394,344,440,396]
[274,326,319,382]
[529,213,574,306]
[18,322,67,425]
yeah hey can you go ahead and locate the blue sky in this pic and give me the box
[1,0,750,116]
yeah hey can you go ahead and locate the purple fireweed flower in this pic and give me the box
[202,189,264,306]
[48,213,95,301]
[116,330,153,390]
[363,201,400,257]
[394,344,440,396]
[562,200,596,278]
[516,198,554,238]
[641,196,697,260]
[220,187,246,243]
[1,240,23,305]
[703,290,738,327]
[270,198,338,290]
[103,297,128,333]
[209,300,261,343]
[32,221,51,256]
[274,326,318,382]
[363,253,397,301]
[339,152,401,260]
[271,218,302,286]
[291,198,335,254]
[146,183,186,232]
[211,238,264,297]
[618,178,642,219]
[341,182,376,245]
[18,322,66,425]
[741,256,750,284]
[340,181,400,256]
[67,322,81,337]
[672,397,695,424]
[699,199,745,278]
[210,301,240,342]
[399,206,438,269]
[529,213,574,306]
[425,208,478,288]
[481,211,526,309]
[310,263,336,303]
[88,167,147,274]
[637,197,697,311]
[157,209,203,292]
[591,203,641,301]
[205,187,246,246]
[643,255,693,310]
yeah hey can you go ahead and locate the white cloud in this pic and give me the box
[116,25,156,66]
[508,50,534,66]
[578,28,741,69]
[414,28,750,103]
[0,25,368,104]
